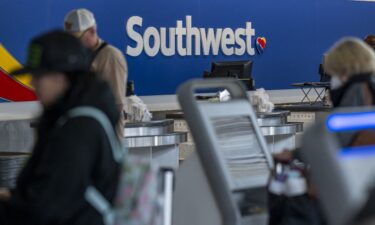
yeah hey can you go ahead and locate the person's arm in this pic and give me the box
[8,118,103,224]
[99,49,128,112]
[0,189,10,201]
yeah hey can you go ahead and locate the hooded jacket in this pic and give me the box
[0,72,121,225]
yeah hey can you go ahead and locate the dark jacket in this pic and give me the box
[335,77,375,147]
[0,73,121,225]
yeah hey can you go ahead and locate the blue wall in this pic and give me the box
[0,0,374,95]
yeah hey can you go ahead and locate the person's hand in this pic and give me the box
[273,150,293,163]
[0,188,11,200]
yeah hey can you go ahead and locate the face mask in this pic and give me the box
[330,76,343,90]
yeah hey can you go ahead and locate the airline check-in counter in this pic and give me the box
[124,119,187,169]
[149,87,330,160]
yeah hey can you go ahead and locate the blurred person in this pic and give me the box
[0,30,120,225]
[325,37,375,109]
[64,8,127,136]
[325,37,375,147]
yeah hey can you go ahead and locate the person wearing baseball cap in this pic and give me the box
[0,30,121,225]
[64,8,128,136]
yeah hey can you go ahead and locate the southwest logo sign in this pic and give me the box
[256,37,266,54]
[126,15,266,57]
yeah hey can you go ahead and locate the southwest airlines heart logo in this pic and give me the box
[256,37,267,54]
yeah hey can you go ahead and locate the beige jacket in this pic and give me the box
[92,39,128,110]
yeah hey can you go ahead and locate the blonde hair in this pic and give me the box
[324,37,375,77]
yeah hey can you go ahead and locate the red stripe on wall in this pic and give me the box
[0,67,37,101]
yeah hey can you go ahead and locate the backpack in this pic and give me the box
[58,106,163,225]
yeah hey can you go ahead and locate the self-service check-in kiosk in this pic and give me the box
[302,107,375,225]
[173,79,274,225]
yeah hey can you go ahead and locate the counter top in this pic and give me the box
[124,132,187,148]
[0,88,326,121]
[141,88,326,112]
[0,101,41,121]
[275,102,332,112]
[125,119,174,128]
